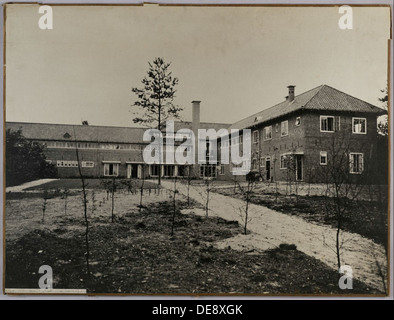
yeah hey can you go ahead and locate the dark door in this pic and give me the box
[266,159,271,181]
[131,164,138,178]
[296,155,303,181]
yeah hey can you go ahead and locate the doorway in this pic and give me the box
[127,164,139,179]
[295,155,303,181]
[265,157,271,181]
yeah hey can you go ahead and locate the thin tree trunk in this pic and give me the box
[111,186,115,223]
[171,178,177,235]
[74,127,90,277]
[244,197,249,235]
[158,105,162,186]
[336,216,341,270]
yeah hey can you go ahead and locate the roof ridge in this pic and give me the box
[230,84,325,127]
[320,84,382,110]
[302,84,327,109]
[5,121,147,130]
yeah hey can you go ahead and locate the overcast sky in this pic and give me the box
[5,4,391,127]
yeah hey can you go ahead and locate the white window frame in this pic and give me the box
[280,154,288,170]
[252,130,259,144]
[219,164,225,175]
[281,120,289,137]
[82,161,95,168]
[260,157,265,167]
[320,116,335,132]
[104,163,119,177]
[252,158,258,171]
[352,117,367,134]
[320,151,327,165]
[349,153,364,174]
[263,126,272,141]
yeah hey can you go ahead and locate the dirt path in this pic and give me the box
[6,179,59,192]
[160,181,387,293]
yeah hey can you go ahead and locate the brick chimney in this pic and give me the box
[287,85,296,102]
[192,101,201,136]
[192,101,201,169]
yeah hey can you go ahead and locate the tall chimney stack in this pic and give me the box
[192,101,201,170]
[192,101,201,136]
[287,85,296,102]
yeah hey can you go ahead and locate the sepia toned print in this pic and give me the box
[3,3,391,296]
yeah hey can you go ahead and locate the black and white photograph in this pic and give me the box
[1,1,392,298]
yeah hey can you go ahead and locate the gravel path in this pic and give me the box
[6,179,59,193]
[161,180,387,293]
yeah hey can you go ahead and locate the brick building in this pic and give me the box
[217,85,386,183]
[5,119,229,180]
[5,84,386,183]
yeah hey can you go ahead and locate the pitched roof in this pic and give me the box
[174,121,230,132]
[228,85,386,130]
[5,120,231,144]
[6,122,149,144]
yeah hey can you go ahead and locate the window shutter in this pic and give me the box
[335,116,341,131]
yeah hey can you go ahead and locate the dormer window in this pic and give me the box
[63,132,71,139]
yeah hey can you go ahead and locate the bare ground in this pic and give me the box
[5,187,379,295]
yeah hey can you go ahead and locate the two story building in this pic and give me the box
[6,84,386,183]
[217,85,386,183]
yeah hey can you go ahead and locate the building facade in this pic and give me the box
[217,85,385,183]
[6,84,386,183]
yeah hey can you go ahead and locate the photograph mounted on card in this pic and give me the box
[3,3,391,296]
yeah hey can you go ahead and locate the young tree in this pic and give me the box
[131,57,182,186]
[101,178,118,222]
[62,188,70,216]
[73,127,91,277]
[183,165,194,207]
[236,172,262,235]
[317,133,365,270]
[170,176,179,236]
[42,190,49,223]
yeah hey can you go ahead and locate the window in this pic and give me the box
[260,157,265,167]
[352,118,367,134]
[151,165,160,176]
[253,131,259,144]
[320,116,335,132]
[104,163,119,176]
[281,121,288,136]
[56,160,78,168]
[219,164,225,175]
[263,126,272,140]
[164,165,175,177]
[320,151,327,165]
[295,117,301,126]
[200,164,217,178]
[82,161,95,168]
[252,158,258,171]
[280,155,288,169]
[275,123,279,132]
[349,153,364,174]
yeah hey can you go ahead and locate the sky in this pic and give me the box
[4,4,391,127]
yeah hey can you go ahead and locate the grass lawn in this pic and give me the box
[5,195,378,295]
[24,178,160,191]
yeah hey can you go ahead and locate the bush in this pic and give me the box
[6,129,57,187]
